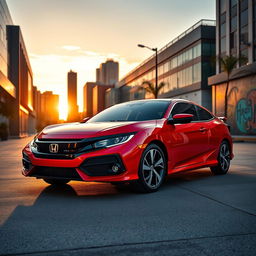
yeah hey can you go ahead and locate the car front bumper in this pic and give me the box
[22,140,143,182]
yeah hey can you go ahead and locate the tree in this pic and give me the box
[219,55,240,118]
[141,81,166,99]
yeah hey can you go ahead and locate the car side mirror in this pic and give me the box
[80,117,90,123]
[167,114,194,124]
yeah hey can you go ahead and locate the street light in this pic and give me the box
[137,44,158,95]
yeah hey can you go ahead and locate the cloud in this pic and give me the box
[62,45,81,51]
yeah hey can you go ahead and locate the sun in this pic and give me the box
[58,100,68,121]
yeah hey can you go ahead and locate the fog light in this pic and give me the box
[112,163,121,173]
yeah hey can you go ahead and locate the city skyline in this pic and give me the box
[6,0,215,119]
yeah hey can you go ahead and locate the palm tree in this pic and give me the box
[219,55,239,118]
[141,81,166,99]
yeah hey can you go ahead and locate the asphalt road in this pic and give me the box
[0,137,256,256]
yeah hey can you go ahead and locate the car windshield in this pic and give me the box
[88,100,170,122]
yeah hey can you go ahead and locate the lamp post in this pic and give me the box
[137,44,158,95]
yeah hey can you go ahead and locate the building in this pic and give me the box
[39,91,59,128]
[83,82,96,117]
[0,0,36,138]
[92,85,113,115]
[105,87,120,108]
[67,70,79,121]
[117,19,216,111]
[0,0,15,139]
[208,0,256,135]
[97,59,119,85]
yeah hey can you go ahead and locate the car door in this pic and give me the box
[166,102,209,169]
[195,104,215,155]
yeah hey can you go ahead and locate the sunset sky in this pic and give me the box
[6,0,215,119]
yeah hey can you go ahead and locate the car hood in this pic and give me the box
[37,120,157,140]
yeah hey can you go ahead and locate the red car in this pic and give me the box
[22,99,233,192]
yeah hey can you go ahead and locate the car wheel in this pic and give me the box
[43,178,71,185]
[131,143,167,193]
[211,141,231,175]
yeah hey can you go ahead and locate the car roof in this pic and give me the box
[121,98,191,104]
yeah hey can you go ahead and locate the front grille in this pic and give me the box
[31,166,82,180]
[36,140,82,154]
[32,139,95,159]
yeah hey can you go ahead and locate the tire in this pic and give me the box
[131,143,167,193]
[43,178,71,185]
[211,140,231,175]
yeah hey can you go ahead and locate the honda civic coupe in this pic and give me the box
[22,99,233,193]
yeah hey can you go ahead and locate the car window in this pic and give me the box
[196,105,213,121]
[88,100,170,122]
[171,102,198,121]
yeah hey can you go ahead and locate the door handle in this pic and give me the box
[199,127,207,132]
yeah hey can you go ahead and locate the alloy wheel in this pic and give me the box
[219,143,230,172]
[142,148,165,189]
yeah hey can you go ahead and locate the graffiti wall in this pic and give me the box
[213,74,256,135]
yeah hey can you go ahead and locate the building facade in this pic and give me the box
[0,0,15,139]
[209,0,256,135]
[97,59,119,85]
[83,82,96,117]
[92,85,113,115]
[39,91,59,128]
[0,0,37,138]
[67,70,79,122]
[117,20,216,111]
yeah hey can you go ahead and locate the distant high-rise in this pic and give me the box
[67,70,79,121]
[97,59,119,85]
[40,91,59,127]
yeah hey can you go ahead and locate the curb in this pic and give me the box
[232,136,256,143]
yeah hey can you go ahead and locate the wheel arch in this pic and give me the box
[148,140,168,163]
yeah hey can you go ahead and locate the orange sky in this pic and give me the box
[6,0,215,120]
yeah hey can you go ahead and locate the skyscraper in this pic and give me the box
[67,70,79,121]
[97,59,119,85]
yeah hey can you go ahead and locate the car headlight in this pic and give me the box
[29,134,39,150]
[93,134,134,149]
[29,139,37,150]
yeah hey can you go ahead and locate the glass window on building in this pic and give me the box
[240,8,248,27]
[163,61,169,74]
[158,64,164,76]
[231,0,238,7]
[185,66,193,86]
[220,0,227,13]
[193,44,201,58]
[170,73,178,90]
[220,37,227,54]
[220,11,226,57]
[193,63,201,84]
[253,0,256,60]
[187,48,193,61]
[170,57,177,69]
[240,0,248,11]
[230,31,237,55]
[239,0,248,65]
[177,54,183,66]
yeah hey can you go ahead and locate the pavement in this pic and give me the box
[0,137,256,256]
